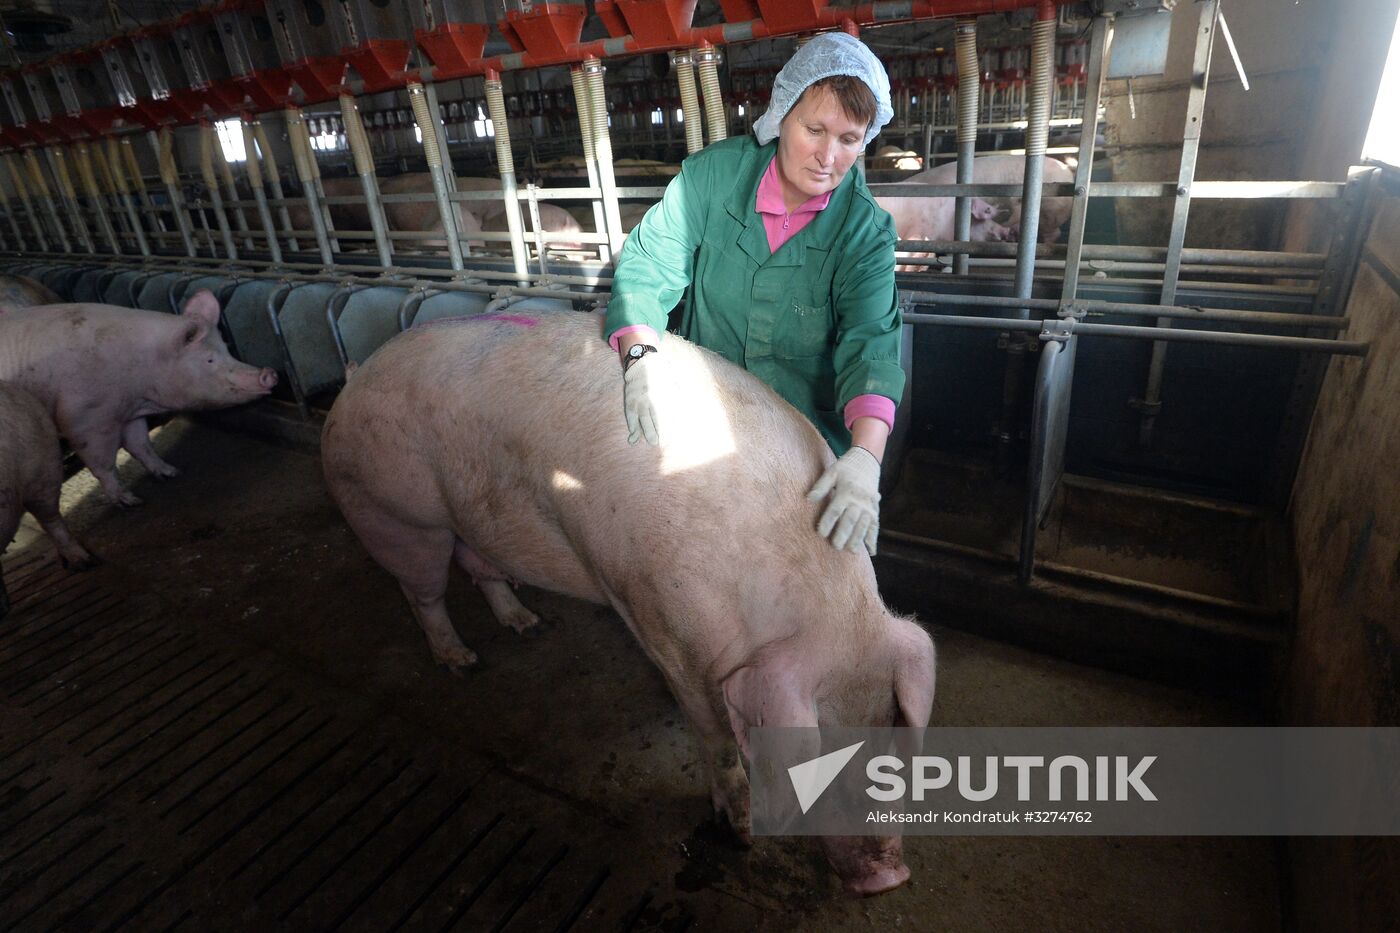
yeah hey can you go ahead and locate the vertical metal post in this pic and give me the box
[584,58,625,256]
[1056,14,1111,311]
[94,140,149,257]
[154,128,198,258]
[1016,13,1112,586]
[484,69,530,282]
[249,118,298,253]
[0,164,23,250]
[283,107,335,266]
[198,123,239,260]
[239,118,284,264]
[24,149,71,252]
[571,65,610,264]
[120,136,167,247]
[338,92,394,268]
[73,143,121,255]
[46,147,92,252]
[1011,2,1057,311]
[407,81,464,271]
[1,153,43,251]
[1138,0,1219,447]
[216,121,255,253]
[953,16,980,276]
[421,81,470,258]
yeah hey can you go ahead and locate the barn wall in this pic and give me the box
[1284,182,1400,929]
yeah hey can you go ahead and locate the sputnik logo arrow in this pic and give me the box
[788,741,865,814]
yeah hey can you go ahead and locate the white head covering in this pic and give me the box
[752,32,894,149]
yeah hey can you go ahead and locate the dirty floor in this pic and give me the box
[0,418,1281,931]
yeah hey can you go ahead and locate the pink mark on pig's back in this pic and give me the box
[418,312,540,330]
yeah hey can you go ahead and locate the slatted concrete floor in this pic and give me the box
[0,551,691,932]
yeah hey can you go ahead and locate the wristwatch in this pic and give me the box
[623,343,657,372]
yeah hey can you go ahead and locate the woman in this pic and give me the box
[604,32,901,557]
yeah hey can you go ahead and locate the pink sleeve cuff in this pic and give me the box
[844,394,897,432]
[607,324,661,352]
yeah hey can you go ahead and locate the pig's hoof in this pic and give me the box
[114,492,144,508]
[434,647,480,676]
[151,464,181,480]
[503,607,544,637]
[61,551,101,572]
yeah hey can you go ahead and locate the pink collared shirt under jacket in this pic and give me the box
[609,156,897,433]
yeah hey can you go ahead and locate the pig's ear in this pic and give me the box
[890,618,936,729]
[181,289,221,327]
[721,662,817,762]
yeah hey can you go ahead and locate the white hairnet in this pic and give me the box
[753,32,893,149]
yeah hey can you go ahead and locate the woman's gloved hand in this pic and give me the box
[623,352,662,446]
[806,446,882,555]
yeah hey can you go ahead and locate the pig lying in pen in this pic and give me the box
[321,312,936,895]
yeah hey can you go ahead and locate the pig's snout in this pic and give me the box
[258,368,278,390]
[822,835,911,897]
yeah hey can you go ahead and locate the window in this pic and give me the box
[1362,8,1400,169]
[215,117,246,162]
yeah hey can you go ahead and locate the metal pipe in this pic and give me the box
[1011,3,1056,311]
[672,50,703,155]
[154,128,198,258]
[1,153,42,251]
[50,146,96,253]
[96,139,150,257]
[283,107,334,266]
[23,149,70,252]
[1056,14,1110,311]
[198,124,239,260]
[214,122,254,252]
[0,159,22,250]
[696,44,727,144]
[421,81,469,258]
[338,93,393,268]
[484,70,530,282]
[239,119,284,265]
[1141,0,1219,447]
[900,312,1366,355]
[584,58,625,255]
[73,143,121,255]
[407,81,464,272]
[902,290,1348,328]
[249,118,298,254]
[571,66,610,264]
[953,16,979,276]
[891,238,1327,269]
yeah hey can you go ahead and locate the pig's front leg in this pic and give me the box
[658,667,752,844]
[121,418,180,480]
[60,411,142,507]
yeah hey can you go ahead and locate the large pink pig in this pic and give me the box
[1,381,97,619]
[321,313,937,896]
[875,191,1012,272]
[0,290,277,506]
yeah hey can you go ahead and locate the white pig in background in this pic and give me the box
[0,290,277,507]
[0,274,61,311]
[1,381,97,619]
[905,154,1076,243]
[321,312,937,896]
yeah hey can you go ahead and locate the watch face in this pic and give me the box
[629,345,645,358]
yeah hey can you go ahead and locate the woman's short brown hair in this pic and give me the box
[796,75,877,134]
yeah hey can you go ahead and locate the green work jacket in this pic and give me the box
[604,135,904,454]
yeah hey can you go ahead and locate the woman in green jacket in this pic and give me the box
[605,32,902,557]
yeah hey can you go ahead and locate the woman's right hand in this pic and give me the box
[623,352,661,446]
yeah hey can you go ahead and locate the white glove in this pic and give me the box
[622,352,661,446]
[806,446,882,556]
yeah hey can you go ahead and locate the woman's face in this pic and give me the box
[775,84,868,210]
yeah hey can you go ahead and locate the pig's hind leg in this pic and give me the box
[121,418,180,480]
[343,506,479,674]
[25,482,97,571]
[452,540,543,636]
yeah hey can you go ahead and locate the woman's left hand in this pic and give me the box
[807,446,882,556]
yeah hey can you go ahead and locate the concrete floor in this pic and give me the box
[2,417,1283,931]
